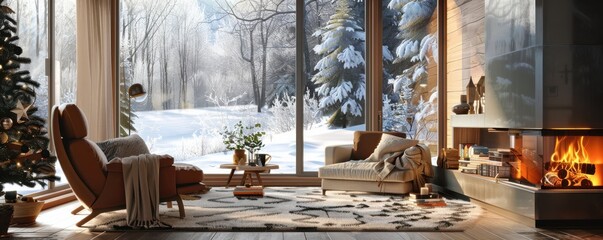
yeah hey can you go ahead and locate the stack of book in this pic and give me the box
[459,159,479,174]
[459,145,489,174]
[459,149,514,178]
[233,186,264,197]
[409,193,446,207]
[481,149,514,178]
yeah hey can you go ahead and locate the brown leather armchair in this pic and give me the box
[51,104,205,227]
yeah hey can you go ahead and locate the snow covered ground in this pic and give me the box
[133,105,361,174]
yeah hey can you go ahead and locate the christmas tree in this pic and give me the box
[0,1,59,195]
[312,0,365,128]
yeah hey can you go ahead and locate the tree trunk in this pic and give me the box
[239,26,259,112]
[36,0,40,57]
[303,6,315,97]
[160,28,170,110]
[259,22,268,113]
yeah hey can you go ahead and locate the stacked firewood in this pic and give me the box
[544,162,596,187]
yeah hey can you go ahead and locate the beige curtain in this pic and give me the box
[76,0,116,141]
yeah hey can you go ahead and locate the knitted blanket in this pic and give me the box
[121,154,161,228]
[365,134,433,192]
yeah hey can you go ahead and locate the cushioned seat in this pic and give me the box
[319,161,415,183]
[174,163,206,194]
[319,131,432,195]
[96,135,207,195]
[174,163,204,184]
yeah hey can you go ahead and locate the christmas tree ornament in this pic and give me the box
[20,144,30,153]
[1,117,12,130]
[11,100,31,123]
[0,132,8,144]
[41,149,50,158]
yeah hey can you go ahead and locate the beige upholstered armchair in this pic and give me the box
[319,131,433,195]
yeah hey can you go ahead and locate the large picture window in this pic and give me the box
[118,0,438,174]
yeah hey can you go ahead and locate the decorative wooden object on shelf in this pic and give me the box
[452,95,470,115]
[476,76,485,114]
[466,77,476,114]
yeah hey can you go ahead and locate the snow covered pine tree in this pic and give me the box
[312,0,365,128]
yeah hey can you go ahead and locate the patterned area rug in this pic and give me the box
[88,187,481,231]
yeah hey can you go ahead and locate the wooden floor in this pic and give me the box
[6,200,603,240]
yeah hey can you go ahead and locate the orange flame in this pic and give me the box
[550,136,590,170]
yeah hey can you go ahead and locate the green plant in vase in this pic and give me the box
[243,123,266,165]
[220,121,265,165]
[220,121,247,164]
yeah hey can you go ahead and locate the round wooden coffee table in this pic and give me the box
[219,164,279,187]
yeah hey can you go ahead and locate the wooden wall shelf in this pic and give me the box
[450,114,485,128]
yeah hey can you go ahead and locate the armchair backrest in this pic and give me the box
[51,104,109,207]
[351,131,407,160]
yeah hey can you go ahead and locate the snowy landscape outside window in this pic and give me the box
[119,0,438,173]
[120,0,303,173]
[382,0,439,156]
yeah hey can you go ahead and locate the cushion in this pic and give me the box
[174,163,204,185]
[364,134,418,162]
[59,104,88,139]
[351,131,407,160]
[96,134,150,161]
[318,161,415,183]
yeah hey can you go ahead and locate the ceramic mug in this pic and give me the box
[255,153,272,166]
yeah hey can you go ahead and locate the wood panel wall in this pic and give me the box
[446,0,485,147]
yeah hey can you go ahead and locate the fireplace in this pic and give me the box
[462,0,603,227]
[510,133,603,189]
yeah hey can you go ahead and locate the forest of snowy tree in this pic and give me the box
[119,0,438,144]
[5,0,438,148]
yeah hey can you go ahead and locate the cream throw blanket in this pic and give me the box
[364,134,433,192]
[120,154,162,228]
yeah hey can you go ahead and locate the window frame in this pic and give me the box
[110,0,446,180]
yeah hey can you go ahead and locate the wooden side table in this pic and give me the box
[219,164,279,187]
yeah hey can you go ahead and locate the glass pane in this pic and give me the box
[382,0,438,157]
[119,0,296,174]
[2,0,50,194]
[51,0,77,188]
[55,0,77,104]
[303,0,366,172]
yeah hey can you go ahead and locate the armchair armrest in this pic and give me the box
[97,155,177,209]
[325,144,353,165]
[106,155,174,172]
